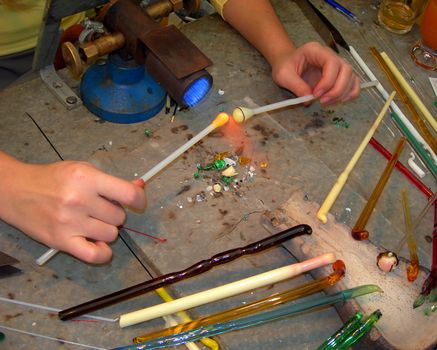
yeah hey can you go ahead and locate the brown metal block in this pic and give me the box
[140,25,212,79]
[105,0,160,64]
[104,0,213,106]
[105,0,211,76]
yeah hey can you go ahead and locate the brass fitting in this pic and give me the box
[61,41,84,78]
[144,0,184,19]
[79,32,126,63]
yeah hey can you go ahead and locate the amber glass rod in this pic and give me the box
[352,137,406,240]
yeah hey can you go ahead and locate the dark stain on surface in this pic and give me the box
[168,211,176,220]
[7,292,14,299]
[52,273,59,279]
[219,209,228,216]
[186,133,193,140]
[252,124,269,137]
[176,185,191,196]
[305,118,324,129]
[171,125,188,134]
[4,313,22,321]
[239,232,246,241]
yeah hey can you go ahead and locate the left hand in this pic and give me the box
[270,41,361,105]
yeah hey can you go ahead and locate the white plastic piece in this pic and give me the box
[35,248,59,266]
[408,152,426,178]
[223,157,236,167]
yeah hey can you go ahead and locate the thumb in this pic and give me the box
[288,78,313,98]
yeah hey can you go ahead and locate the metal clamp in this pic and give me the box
[40,65,82,110]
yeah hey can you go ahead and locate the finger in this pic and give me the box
[94,174,147,210]
[81,217,119,243]
[88,196,126,226]
[329,71,356,105]
[336,75,357,103]
[320,63,353,104]
[312,59,341,99]
[342,76,361,102]
[65,237,113,264]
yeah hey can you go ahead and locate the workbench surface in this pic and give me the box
[0,1,436,349]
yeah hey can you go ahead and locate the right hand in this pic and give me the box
[0,155,147,264]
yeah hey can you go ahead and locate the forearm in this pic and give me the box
[223,0,295,66]
[0,151,24,217]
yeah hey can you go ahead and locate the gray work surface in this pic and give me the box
[0,1,436,349]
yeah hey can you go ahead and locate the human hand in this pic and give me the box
[270,42,361,105]
[0,154,147,264]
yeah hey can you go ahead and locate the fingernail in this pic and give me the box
[135,179,145,188]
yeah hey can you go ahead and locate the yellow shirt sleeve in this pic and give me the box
[0,0,84,56]
[209,0,229,20]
